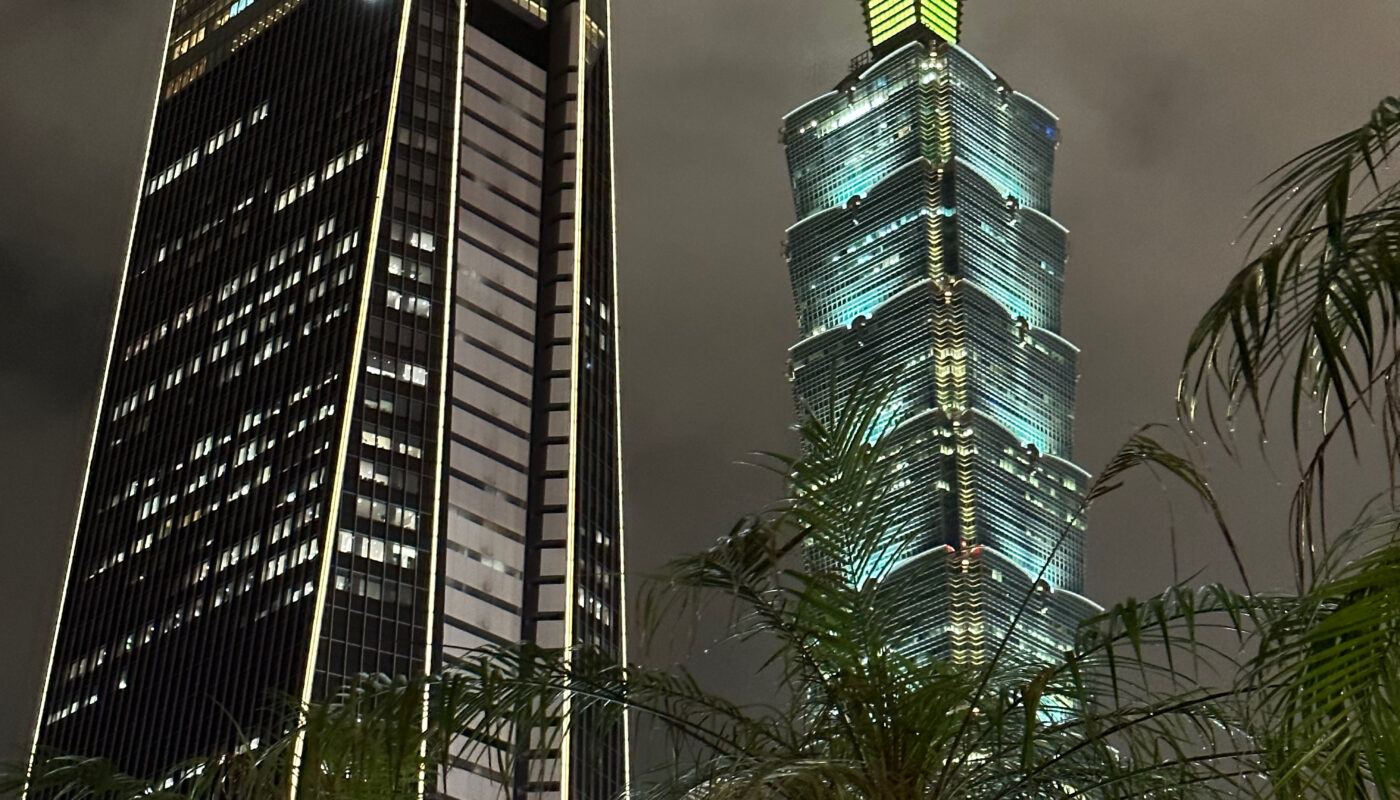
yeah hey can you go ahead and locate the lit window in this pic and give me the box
[386,288,431,318]
[388,255,433,285]
[274,173,317,212]
[321,141,369,181]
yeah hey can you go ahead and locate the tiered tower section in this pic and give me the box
[782,23,1098,664]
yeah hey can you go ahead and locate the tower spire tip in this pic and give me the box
[860,0,961,48]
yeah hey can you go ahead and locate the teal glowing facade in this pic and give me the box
[781,16,1097,664]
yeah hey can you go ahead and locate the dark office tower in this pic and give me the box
[31,1,626,799]
[781,1,1098,665]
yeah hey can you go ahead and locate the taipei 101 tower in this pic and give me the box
[781,0,1099,664]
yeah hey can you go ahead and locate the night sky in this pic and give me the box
[4,0,1400,756]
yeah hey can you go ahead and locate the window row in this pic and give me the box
[337,530,419,568]
[366,353,429,386]
[353,496,420,531]
[146,101,268,196]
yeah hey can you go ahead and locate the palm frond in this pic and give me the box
[1179,97,1400,582]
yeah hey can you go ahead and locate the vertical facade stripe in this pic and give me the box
[599,0,632,790]
[558,6,590,795]
[289,0,416,792]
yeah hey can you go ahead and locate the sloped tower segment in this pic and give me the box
[31,1,628,797]
[782,38,1098,665]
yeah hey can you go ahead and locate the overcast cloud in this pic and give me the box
[3,0,1399,755]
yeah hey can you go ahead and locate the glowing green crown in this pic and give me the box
[861,0,961,47]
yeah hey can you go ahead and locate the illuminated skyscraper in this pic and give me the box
[31,1,626,798]
[782,2,1097,664]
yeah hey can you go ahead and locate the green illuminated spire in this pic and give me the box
[861,0,961,47]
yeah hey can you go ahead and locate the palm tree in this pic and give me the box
[1167,95,1400,798]
[11,382,1263,800]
